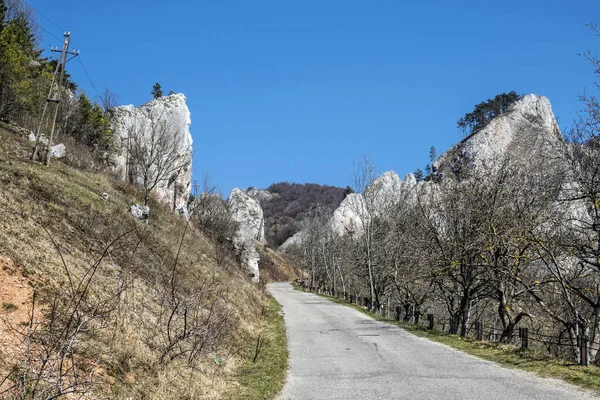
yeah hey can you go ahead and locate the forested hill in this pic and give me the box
[251,182,349,247]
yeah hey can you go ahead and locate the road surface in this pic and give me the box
[269,282,597,400]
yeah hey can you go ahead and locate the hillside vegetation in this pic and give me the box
[0,125,288,399]
[256,182,348,247]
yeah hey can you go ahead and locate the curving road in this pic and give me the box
[269,282,597,400]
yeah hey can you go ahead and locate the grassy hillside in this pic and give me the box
[257,242,304,284]
[0,126,289,399]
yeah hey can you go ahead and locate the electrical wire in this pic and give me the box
[36,22,62,43]
[7,2,63,45]
[16,3,104,102]
[77,56,101,100]
[22,0,66,32]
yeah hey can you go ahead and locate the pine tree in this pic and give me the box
[429,146,437,163]
[457,92,521,136]
[343,185,355,198]
[425,164,432,176]
[0,0,6,31]
[414,169,424,182]
[151,82,163,99]
[0,14,42,120]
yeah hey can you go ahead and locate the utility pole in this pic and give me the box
[30,32,80,165]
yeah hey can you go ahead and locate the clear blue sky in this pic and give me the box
[28,0,600,196]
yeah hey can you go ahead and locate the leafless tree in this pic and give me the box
[98,88,120,114]
[128,113,189,207]
[189,173,238,268]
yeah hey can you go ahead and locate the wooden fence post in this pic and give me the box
[578,336,589,366]
[427,314,434,330]
[476,321,483,341]
[519,328,528,349]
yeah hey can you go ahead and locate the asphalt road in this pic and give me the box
[269,282,597,400]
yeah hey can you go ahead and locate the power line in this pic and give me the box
[10,4,63,44]
[36,22,62,43]
[22,0,66,32]
[11,2,104,105]
[77,56,101,100]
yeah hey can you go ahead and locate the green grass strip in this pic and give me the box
[234,296,288,399]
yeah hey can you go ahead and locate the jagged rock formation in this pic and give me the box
[280,172,420,248]
[328,171,419,237]
[110,94,193,208]
[228,188,266,281]
[282,94,562,249]
[434,94,561,178]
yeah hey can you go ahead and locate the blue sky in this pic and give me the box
[28,0,600,196]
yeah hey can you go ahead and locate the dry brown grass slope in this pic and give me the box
[0,126,290,399]
[257,242,304,285]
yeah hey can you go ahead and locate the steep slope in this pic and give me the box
[0,126,277,399]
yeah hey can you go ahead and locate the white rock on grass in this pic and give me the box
[130,204,150,223]
[50,143,66,159]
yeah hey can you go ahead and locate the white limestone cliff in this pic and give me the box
[434,94,561,177]
[280,172,420,249]
[330,193,366,237]
[110,94,193,209]
[280,94,568,249]
[228,188,266,281]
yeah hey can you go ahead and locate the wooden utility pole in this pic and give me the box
[31,32,80,165]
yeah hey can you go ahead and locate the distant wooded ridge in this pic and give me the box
[250,182,351,247]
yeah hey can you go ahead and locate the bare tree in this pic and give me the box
[128,113,188,207]
[98,88,120,114]
[188,173,238,268]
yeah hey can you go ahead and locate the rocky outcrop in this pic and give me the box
[281,94,565,249]
[110,94,193,209]
[279,230,304,251]
[248,188,275,203]
[228,188,266,281]
[434,94,561,178]
[281,172,420,248]
[330,193,366,237]
[366,171,419,214]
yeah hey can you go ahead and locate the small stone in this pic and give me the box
[130,204,150,223]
